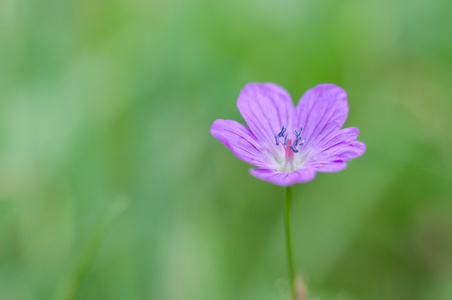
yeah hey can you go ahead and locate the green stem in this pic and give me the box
[285,186,296,299]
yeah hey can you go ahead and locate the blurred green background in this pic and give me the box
[1,0,452,299]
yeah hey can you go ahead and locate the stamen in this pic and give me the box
[275,126,287,146]
[293,127,303,138]
[284,133,289,145]
[278,126,286,137]
[290,138,306,153]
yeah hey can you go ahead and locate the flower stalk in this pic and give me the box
[285,186,296,299]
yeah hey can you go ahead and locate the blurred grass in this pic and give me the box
[1,0,452,299]
[52,197,128,300]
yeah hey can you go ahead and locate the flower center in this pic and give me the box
[274,126,306,172]
[274,126,306,153]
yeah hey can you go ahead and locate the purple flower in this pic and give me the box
[210,83,366,186]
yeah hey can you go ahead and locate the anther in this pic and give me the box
[293,127,303,138]
[284,133,289,145]
[278,126,286,137]
[289,145,299,153]
[275,135,279,146]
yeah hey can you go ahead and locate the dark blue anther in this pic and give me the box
[293,127,303,138]
[299,139,306,146]
[275,126,288,146]
[278,126,286,137]
[294,136,301,146]
[284,133,289,145]
[289,145,299,153]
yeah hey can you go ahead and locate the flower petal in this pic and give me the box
[249,168,316,186]
[307,127,366,172]
[237,83,294,152]
[211,119,272,168]
[292,84,349,151]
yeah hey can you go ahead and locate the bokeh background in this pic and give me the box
[1,0,452,299]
